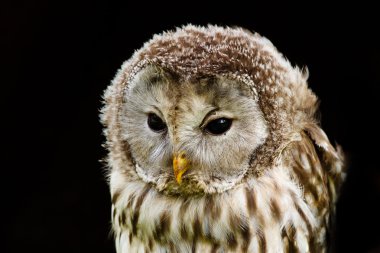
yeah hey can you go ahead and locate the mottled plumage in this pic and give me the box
[101,25,345,252]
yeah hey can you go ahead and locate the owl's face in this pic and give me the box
[122,66,268,194]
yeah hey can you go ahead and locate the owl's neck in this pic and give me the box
[110,165,326,252]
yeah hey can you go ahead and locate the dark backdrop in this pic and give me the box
[2,1,379,252]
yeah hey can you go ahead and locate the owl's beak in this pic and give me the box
[173,151,190,184]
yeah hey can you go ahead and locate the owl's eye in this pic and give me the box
[204,118,232,135]
[147,113,167,132]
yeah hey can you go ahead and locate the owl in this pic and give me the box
[101,25,345,253]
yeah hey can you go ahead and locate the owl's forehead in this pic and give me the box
[127,65,253,108]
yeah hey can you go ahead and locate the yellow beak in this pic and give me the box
[173,151,190,184]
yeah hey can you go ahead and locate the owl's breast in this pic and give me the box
[111,165,330,253]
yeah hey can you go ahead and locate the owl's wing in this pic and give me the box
[288,123,345,200]
[290,123,345,252]
[303,123,346,194]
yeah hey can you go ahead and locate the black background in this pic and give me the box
[2,1,380,252]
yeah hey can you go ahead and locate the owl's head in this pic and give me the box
[101,25,317,195]
[121,65,268,194]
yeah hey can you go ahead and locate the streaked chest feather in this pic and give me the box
[111,165,331,253]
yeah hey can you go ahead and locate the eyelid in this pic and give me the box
[146,105,165,120]
[200,108,234,129]
[199,108,219,128]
